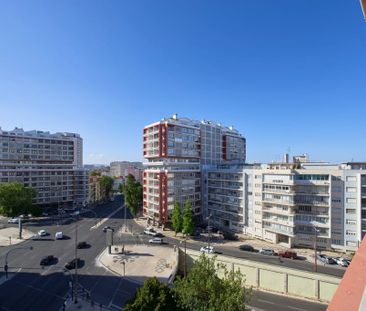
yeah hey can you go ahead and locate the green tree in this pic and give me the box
[90,170,101,177]
[123,174,143,217]
[100,176,114,199]
[124,277,182,311]
[182,199,194,236]
[0,182,36,217]
[172,202,183,236]
[173,255,251,311]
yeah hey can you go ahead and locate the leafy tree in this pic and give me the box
[90,170,101,177]
[173,255,252,311]
[123,174,143,217]
[100,176,114,199]
[172,202,183,236]
[123,277,182,311]
[0,182,36,217]
[182,199,194,236]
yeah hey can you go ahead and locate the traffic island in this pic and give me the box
[0,227,34,247]
[98,244,178,285]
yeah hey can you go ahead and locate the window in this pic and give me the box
[346,187,357,193]
[346,209,356,214]
[346,198,357,204]
[346,241,357,247]
[346,219,357,225]
[346,176,357,182]
[346,230,356,236]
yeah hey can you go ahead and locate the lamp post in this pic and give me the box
[311,223,320,273]
[4,246,33,279]
[73,215,79,303]
[124,204,128,232]
[207,213,212,249]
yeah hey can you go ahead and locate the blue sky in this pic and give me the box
[0,1,365,164]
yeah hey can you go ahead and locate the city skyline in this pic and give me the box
[1,1,365,165]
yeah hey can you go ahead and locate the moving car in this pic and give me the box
[149,238,163,244]
[239,244,255,252]
[77,241,89,249]
[200,245,215,254]
[144,228,158,236]
[65,258,82,270]
[40,255,56,266]
[7,218,19,224]
[102,226,114,233]
[55,232,63,240]
[259,248,277,256]
[38,229,47,236]
[278,250,297,259]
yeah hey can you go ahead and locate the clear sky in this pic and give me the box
[0,1,365,164]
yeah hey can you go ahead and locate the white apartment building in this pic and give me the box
[0,127,88,209]
[143,115,246,224]
[110,161,143,178]
[204,161,366,252]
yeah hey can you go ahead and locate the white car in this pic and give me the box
[144,228,158,236]
[259,248,277,256]
[149,238,163,244]
[335,257,349,267]
[55,232,63,240]
[8,218,19,224]
[38,229,47,236]
[200,246,215,254]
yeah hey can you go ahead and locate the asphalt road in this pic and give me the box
[0,196,140,311]
[0,197,338,310]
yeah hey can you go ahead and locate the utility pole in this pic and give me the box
[314,226,318,273]
[74,219,78,303]
[184,234,187,277]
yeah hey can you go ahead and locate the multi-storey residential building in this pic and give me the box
[110,161,143,178]
[0,127,88,209]
[204,161,366,252]
[143,115,246,224]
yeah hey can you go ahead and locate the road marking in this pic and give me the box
[288,306,307,311]
[257,299,275,305]
[90,206,124,230]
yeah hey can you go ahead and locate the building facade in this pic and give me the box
[0,127,88,209]
[143,115,246,224]
[204,162,366,252]
[110,161,143,179]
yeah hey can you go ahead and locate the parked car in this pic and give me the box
[38,229,47,236]
[335,257,349,267]
[144,228,158,236]
[102,226,114,233]
[7,218,19,224]
[317,254,336,264]
[77,241,89,249]
[149,238,163,244]
[278,250,297,259]
[65,258,82,270]
[200,246,215,254]
[259,248,277,256]
[40,255,56,266]
[55,232,63,240]
[239,244,255,252]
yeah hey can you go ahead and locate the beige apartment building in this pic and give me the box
[0,127,88,209]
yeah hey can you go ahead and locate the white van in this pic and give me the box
[55,232,63,240]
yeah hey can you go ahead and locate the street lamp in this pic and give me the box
[207,213,212,249]
[4,246,33,279]
[180,234,187,277]
[311,222,320,273]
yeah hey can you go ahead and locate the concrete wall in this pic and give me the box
[178,248,340,303]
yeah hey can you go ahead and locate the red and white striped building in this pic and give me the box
[143,114,246,224]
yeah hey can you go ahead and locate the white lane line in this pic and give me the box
[288,306,307,311]
[257,299,275,305]
[90,206,124,230]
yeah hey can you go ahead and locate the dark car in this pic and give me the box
[103,226,114,233]
[77,241,89,249]
[65,258,82,270]
[239,244,255,252]
[40,255,56,266]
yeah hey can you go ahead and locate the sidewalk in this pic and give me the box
[133,216,348,263]
[0,227,34,247]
